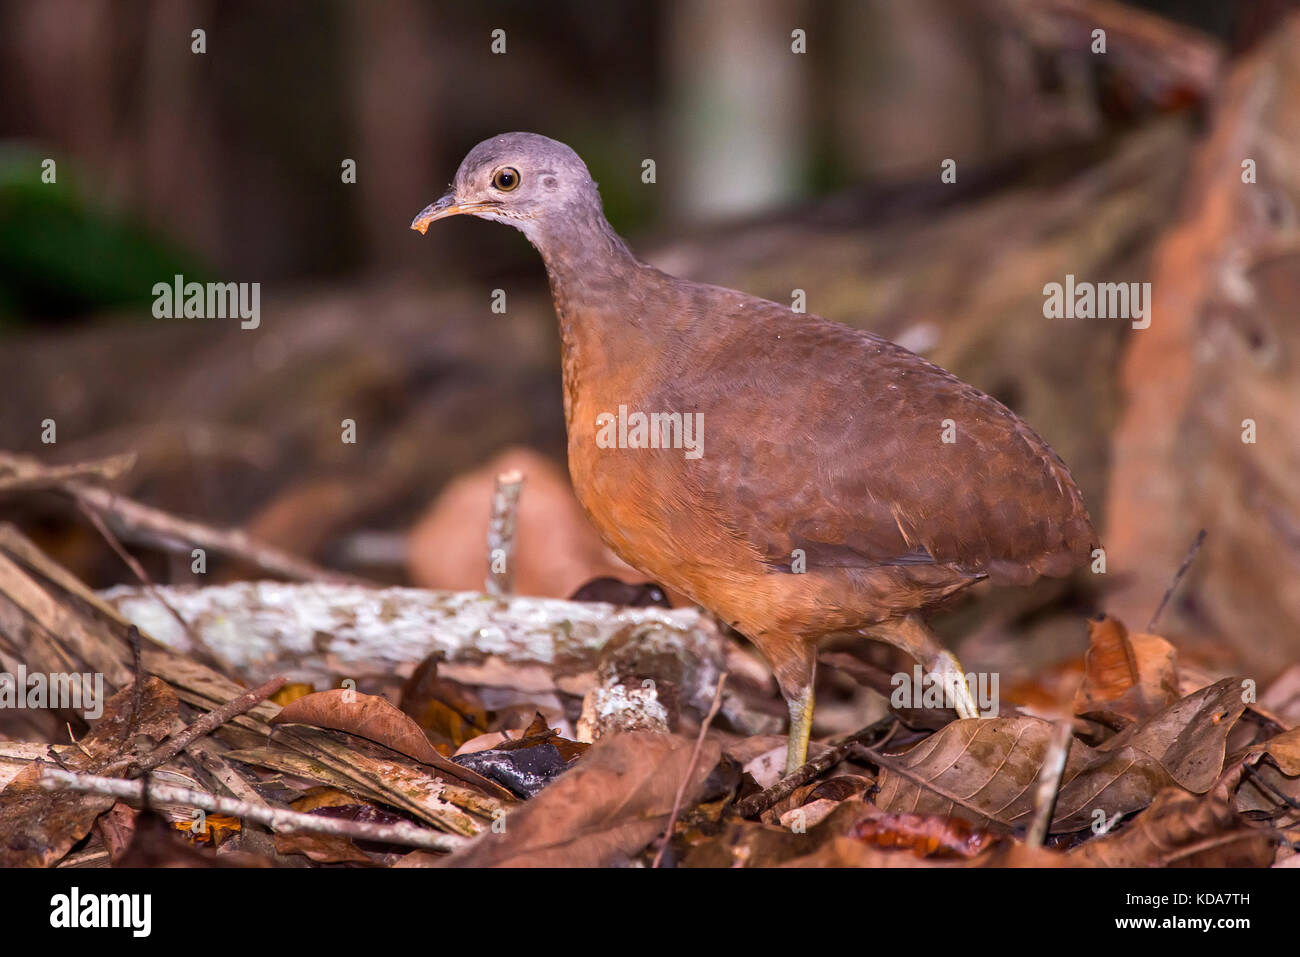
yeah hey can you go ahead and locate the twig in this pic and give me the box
[486,469,524,597]
[1027,718,1074,846]
[652,672,727,868]
[1147,528,1207,632]
[74,482,359,583]
[110,675,287,779]
[39,767,468,852]
[0,453,136,494]
[0,450,355,584]
[731,716,897,820]
[76,496,232,674]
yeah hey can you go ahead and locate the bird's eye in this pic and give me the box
[492,167,520,192]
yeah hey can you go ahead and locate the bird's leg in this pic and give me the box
[764,641,818,776]
[784,681,816,776]
[874,614,982,720]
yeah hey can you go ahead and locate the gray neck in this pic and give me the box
[533,204,653,370]
[532,203,643,316]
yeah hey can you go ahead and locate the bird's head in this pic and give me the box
[410,132,600,244]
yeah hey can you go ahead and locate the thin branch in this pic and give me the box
[0,450,356,584]
[110,675,286,779]
[731,716,897,820]
[0,452,136,494]
[76,496,232,674]
[1148,528,1207,632]
[39,767,468,852]
[486,469,524,597]
[653,672,727,868]
[1027,718,1074,846]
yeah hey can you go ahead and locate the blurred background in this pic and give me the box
[1,0,1298,702]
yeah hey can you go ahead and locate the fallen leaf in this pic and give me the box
[1074,615,1180,730]
[422,731,720,867]
[849,812,997,859]
[400,655,490,751]
[175,814,241,846]
[273,689,441,763]
[450,713,589,798]
[1073,765,1274,867]
[270,688,509,799]
[273,830,374,865]
[875,678,1250,832]
[115,811,271,868]
[0,677,179,867]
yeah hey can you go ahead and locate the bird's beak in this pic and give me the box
[410,192,495,234]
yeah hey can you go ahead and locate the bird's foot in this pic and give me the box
[930,650,980,720]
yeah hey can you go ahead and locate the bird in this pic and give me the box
[413,132,1097,775]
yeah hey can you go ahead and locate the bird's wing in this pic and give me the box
[662,295,1096,584]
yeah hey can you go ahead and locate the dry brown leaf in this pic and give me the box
[273,689,442,763]
[399,655,490,750]
[1234,726,1300,816]
[115,811,272,868]
[454,731,512,756]
[779,836,955,868]
[1261,726,1300,776]
[418,731,719,867]
[0,677,179,867]
[290,786,365,813]
[849,812,997,859]
[270,688,509,799]
[875,678,1249,832]
[1073,766,1274,867]
[94,802,138,864]
[407,446,638,599]
[175,813,241,846]
[1074,615,1180,729]
[274,830,374,865]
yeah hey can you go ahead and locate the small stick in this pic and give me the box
[74,483,359,584]
[485,469,524,597]
[77,497,232,674]
[39,767,468,852]
[0,453,136,494]
[110,675,286,779]
[731,716,897,820]
[1026,718,1074,847]
[0,449,354,583]
[652,672,727,868]
[1147,528,1207,632]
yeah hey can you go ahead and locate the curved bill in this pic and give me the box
[410,193,494,234]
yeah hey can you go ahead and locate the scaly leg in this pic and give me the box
[784,682,816,775]
[748,633,818,775]
[874,614,982,720]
